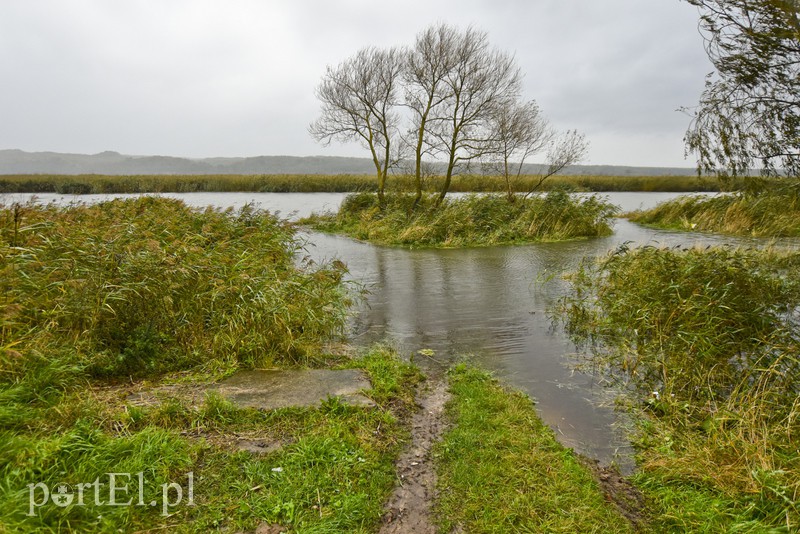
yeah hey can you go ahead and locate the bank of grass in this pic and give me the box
[627,186,800,237]
[0,197,428,531]
[0,345,422,532]
[0,173,726,194]
[558,245,800,531]
[301,191,618,247]
[434,364,635,533]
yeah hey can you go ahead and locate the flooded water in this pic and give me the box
[5,190,784,471]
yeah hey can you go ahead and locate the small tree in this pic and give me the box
[484,99,554,201]
[430,26,522,206]
[309,46,404,206]
[684,0,800,182]
[526,129,589,196]
[404,24,460,208]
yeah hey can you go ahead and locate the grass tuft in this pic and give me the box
[628,187,800,237]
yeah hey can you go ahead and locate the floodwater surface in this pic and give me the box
[6,190,784,471]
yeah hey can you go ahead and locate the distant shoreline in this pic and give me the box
[0,173,730,194]
[0,149,700,177]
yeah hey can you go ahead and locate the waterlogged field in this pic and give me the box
[3,191,799,532]
[0,198,425,532]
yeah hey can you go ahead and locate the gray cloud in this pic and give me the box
[0,0,711,167]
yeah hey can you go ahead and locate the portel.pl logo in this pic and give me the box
[27,472,194,517]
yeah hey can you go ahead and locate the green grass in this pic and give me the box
[434,364,635,533]
[301,191,618,248]
[627,188,800,237]
[0,345,423,533]
[557,245,800,531]
[0,173,727,194]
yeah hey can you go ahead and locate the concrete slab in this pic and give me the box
[210,368,375,410]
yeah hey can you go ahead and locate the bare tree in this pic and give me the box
[309,46,404,206]
[430,26,523,206]
[404,24,460,208]
[484,99,554,201]
[520,129,589,198]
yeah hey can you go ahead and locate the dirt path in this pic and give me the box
[380,379,450,534]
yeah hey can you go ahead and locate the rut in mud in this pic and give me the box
[380,379,450,534]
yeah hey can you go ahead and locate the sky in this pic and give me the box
[0,0,713,168]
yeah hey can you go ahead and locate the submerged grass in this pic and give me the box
[556,245,800,531]
[0,173,725,194]
[301,191,618,247]
[434,364,635,533]
[628,187,800,237]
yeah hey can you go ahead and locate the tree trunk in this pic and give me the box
[504,158,515,203]
[412,113,429,210]
[436,158,456,208]
[378,170,387,207]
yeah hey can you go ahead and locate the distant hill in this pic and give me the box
[0,149,698,177]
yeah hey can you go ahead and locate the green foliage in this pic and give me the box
[303,191,618,247]
[628,188,800,237]
[434,364,633,533]
[0,424,194,531]
[684,0,800,178]
[557,245,800,530]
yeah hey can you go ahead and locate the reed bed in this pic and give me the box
[628,186,800,237]
[0,173,723,194]
[557,245,800,531]
[0,198,432,532]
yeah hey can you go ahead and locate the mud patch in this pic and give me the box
[380,379,450,534]
[580,457,648,530]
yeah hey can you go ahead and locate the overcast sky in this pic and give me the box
[0,0,712,168]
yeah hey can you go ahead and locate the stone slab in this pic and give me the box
[210,368,374,410]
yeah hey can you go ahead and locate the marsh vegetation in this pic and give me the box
[0,198,427,532]
[0,172,725,195]
[628,184,800,237]
[557,245,800,531]
[301,190,617,248]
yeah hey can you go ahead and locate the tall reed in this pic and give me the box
[556,245,800,529]
[0,197,352,428]
[628,186,800,237]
